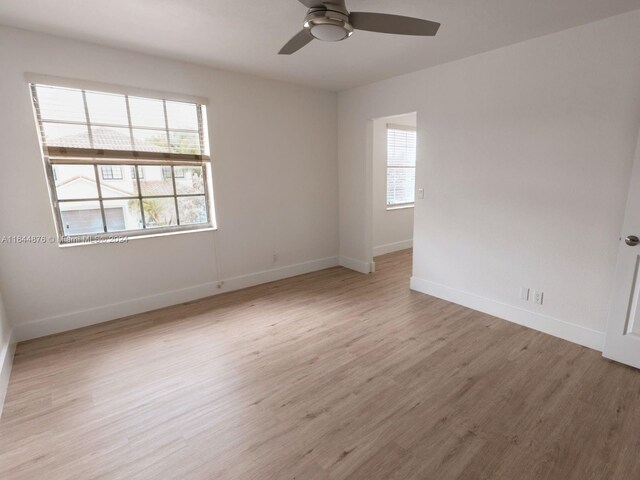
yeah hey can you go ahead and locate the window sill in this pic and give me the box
[58,226,216,248]
[386,204,415,211]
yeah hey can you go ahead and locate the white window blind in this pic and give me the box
[29,82,214,243]
[386,124,416,207]
[31,84,209,164]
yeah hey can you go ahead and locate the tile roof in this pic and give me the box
[54,128,166,152]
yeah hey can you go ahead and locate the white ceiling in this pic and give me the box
[1,0,639,91]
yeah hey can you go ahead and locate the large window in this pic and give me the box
[30,81,214,243]
[386,124,417,208]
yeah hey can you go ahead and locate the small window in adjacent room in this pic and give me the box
[386,124,417,208]
[29,80,215,244]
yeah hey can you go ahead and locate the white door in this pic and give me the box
[604,132,640,368]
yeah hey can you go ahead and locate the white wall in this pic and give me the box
[0,289,14,416]
[0,26,339,340]
[372,113,416,257]
[338,11,640,349]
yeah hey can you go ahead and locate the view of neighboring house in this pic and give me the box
[50,128,207,235]
[56,168,140,234]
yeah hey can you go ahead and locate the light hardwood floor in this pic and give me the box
[1,249,640,479]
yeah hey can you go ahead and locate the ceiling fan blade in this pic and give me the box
[350,12,441,36]
[279,30,314,55]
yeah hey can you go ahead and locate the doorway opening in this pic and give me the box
[370,112,417,271]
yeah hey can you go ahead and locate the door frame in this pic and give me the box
[603,130,640,368]
[365,111,419,271]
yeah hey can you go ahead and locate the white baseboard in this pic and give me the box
[0,328,16,418]
[410,277,605,352]
[339,256,372,274]
[373,239,413,257]
[14,256,339,342]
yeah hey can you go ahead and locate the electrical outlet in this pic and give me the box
[217,281,225,289]
[272,253,279,263]
[519,287,530,301]
[533,290,544,305]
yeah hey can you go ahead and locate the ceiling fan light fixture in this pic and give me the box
[310,23,349,41]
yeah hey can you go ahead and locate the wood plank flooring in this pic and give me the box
[2,249,640,479]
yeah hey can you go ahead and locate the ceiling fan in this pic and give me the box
[279,0,440,55]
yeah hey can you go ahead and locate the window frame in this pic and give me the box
[28,75,216,245]
[386,123,417,210]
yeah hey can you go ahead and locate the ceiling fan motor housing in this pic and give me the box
[304,9,353,42]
